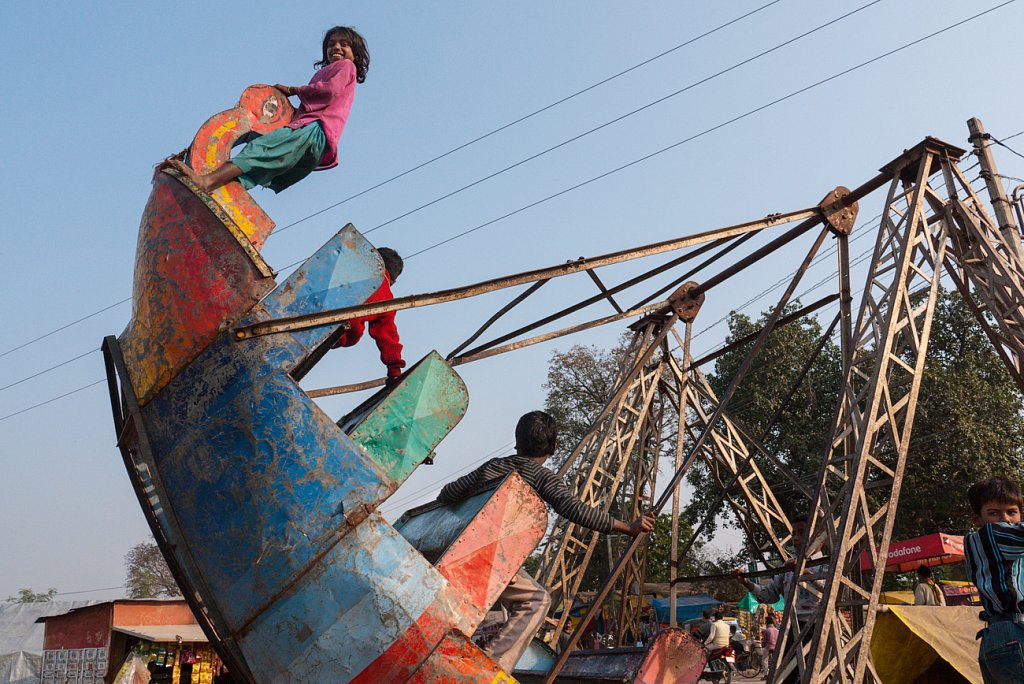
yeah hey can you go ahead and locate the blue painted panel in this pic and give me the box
[144,329,395,631]
[394,487,494,564]
[259,225,384,353]
[239,515,449,682]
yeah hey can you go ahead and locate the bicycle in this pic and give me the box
[733,639,764,679]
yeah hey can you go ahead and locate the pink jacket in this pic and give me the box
[287,59,357,170]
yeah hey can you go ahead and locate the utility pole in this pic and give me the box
[968,117,1023,257]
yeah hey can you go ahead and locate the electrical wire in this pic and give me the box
[990,135,1024,161]
[0,349,95,393]
[0,380,105,424]
[2,2,1017,422]
[358,1,885,239]
[378,441,516,515]
[404,1,1017,259]
[0,298,128,358]
[266,0,786,239]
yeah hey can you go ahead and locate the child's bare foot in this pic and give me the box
[165,158,207,190]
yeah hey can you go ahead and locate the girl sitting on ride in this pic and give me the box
[166,25,369,194]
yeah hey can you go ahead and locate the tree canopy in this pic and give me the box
[542,288,1024,571]
[701,289,1024,547]
[124,542,180,599]
[6,587,57,603]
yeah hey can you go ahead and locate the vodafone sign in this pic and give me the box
[858,533,965,572]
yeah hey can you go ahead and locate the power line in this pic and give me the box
[404,1,1017,259]
[3,3,1017,421]
[52,585,127,597]
[379,441,515,515]
[0,298,128,359]
[265,1,785,239]
[360,0,885,239]
[0,349,96,393]
[0,380,105,424]
[990,135,1024,162]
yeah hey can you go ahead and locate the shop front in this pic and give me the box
[38,600,233,684]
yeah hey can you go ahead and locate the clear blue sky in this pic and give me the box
[2,1,1023,601]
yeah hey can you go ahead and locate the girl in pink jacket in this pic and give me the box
[166,26,368,193]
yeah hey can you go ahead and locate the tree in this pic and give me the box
[125,542,180,598]
[6,588,57,603]
[895,289,1024,538]
[644,513,705,583]
[543,335,634,465]
[687,303,842,551]
[702,290,1024,547]
[543,338,737,595]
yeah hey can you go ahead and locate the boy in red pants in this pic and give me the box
[334,247,405,383]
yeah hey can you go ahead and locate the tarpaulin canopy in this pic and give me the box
[870,605,982,683]
[858,533,965,573]
[0,601,99,684]
[735,592,784,614]
[650,594,721,624]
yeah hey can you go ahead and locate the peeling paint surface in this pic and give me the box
[513,628,704,683]
[118,165,546,681]
[118,172,275,405]
[396,474,546,628]
[189,85,293,249]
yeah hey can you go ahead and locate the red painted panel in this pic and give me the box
[635,628,705,684]
[349,603,449,684]
[407,633,505,684]
[119,172,275,404]
[43,605,112,650]
[435,473,547,627]
[188,85,294,249]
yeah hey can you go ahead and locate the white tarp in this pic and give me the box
[0,601,100,684]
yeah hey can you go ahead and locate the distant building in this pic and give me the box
[37,599,233,684]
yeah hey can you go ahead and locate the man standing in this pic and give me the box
[437,411,655,673]
[732,514,830,683]
[913,565,946,606]
[761,617,779,669]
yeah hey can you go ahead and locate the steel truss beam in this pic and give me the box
[611,367,663,645]
[535,316,671,644]
[942,161,1024,391]
[674,360,799,561]
[770,140,958,683]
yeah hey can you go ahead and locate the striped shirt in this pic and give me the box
[437,455,614,533]
[965,522,1024,617]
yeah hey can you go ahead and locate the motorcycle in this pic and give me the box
[702,645,736,683]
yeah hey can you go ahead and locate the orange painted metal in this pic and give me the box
[434,474,549,627]
[187,85,293,248]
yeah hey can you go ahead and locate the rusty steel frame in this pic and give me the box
[544,222,833,683]
[663,308,840,584]
[232,208,819,340]
[535,316,672,644]
[612,357,664,646]
[768,140,958,683]
[942,160,1024,392]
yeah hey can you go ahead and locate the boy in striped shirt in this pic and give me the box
[437,411,655,672]
[964,476,1024,682]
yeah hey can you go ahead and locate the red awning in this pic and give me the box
[859,533,965,573]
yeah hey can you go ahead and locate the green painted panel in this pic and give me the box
[348,351,469,483]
